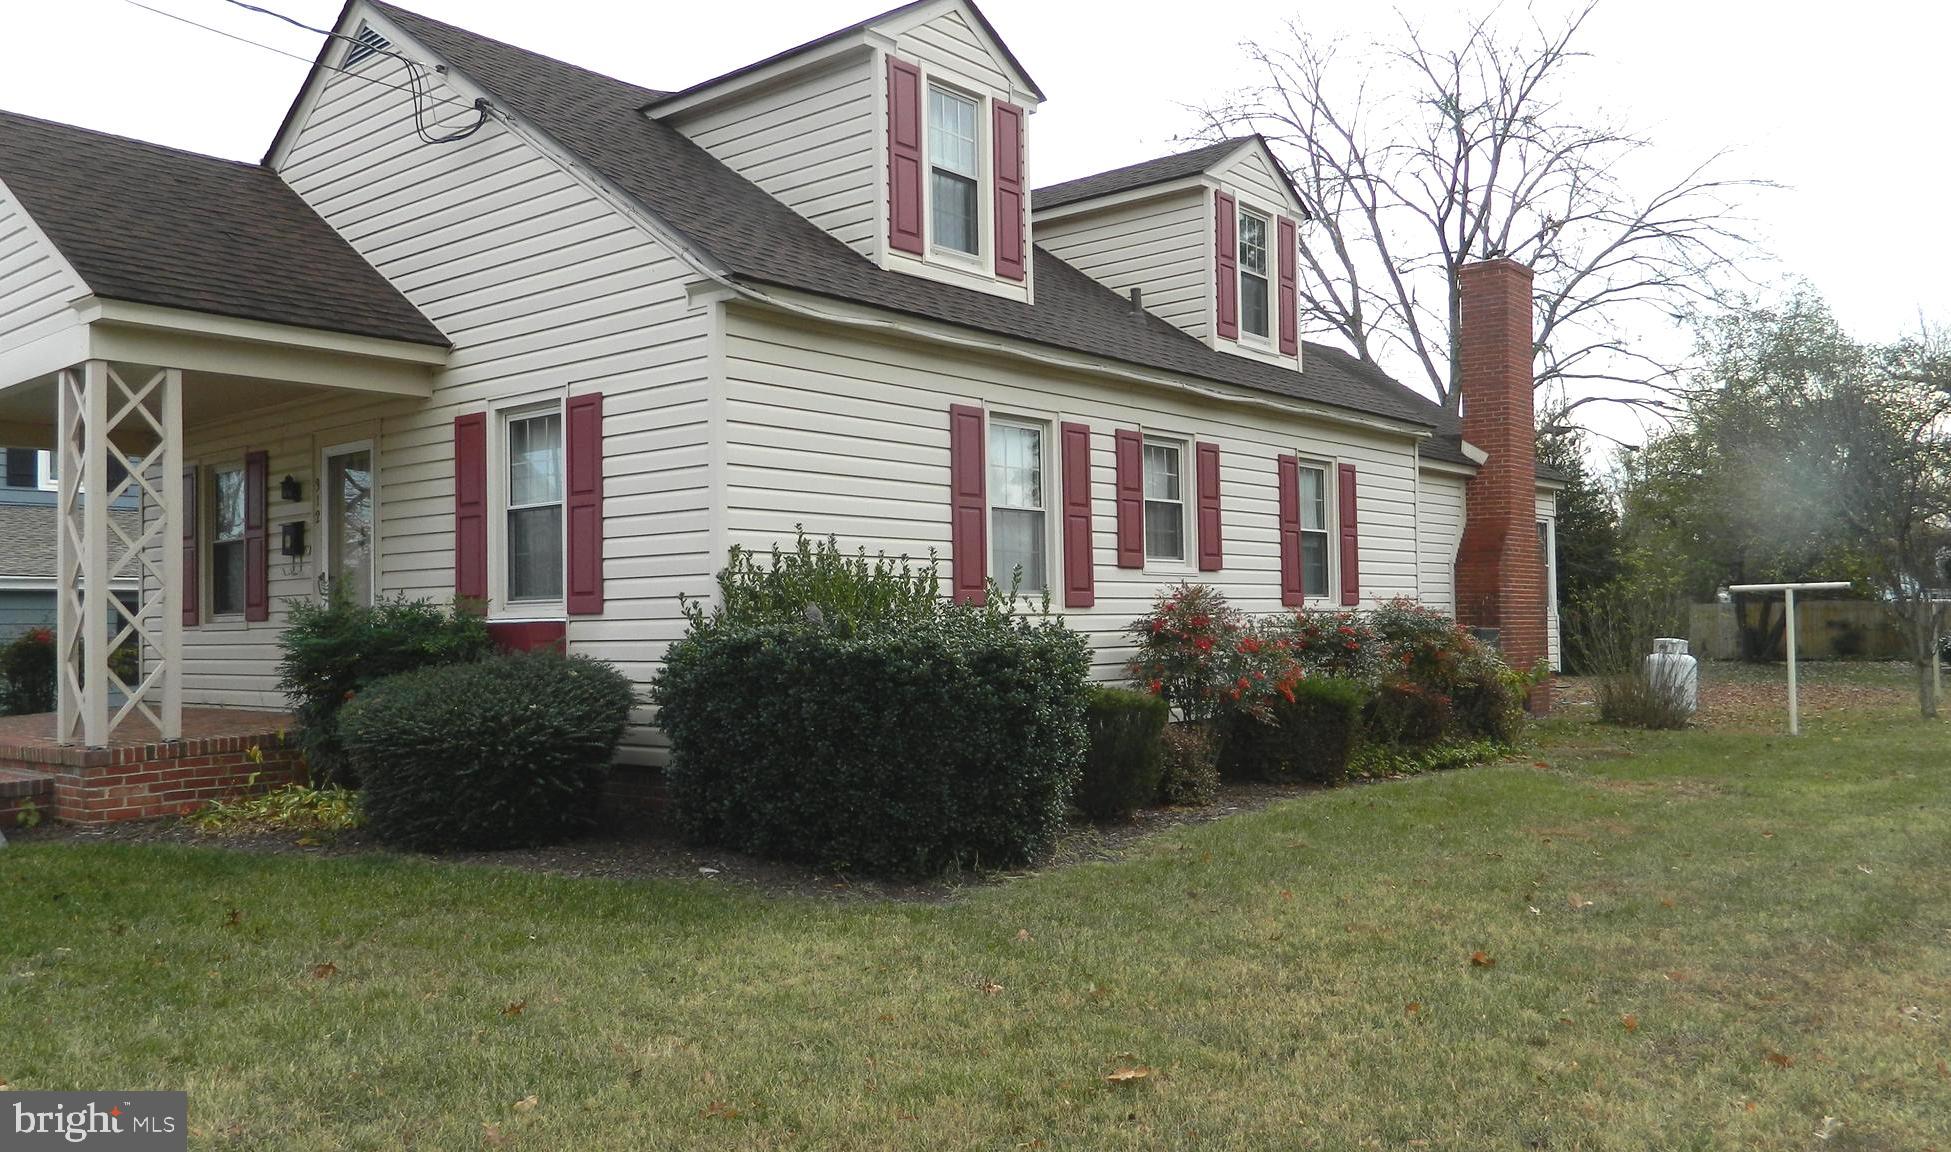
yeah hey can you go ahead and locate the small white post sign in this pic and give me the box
[1727,581,1853,735]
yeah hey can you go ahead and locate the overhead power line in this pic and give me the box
[116,0,491,143]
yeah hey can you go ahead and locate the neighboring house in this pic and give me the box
[0,448,137,640]
[0,0,1560,771]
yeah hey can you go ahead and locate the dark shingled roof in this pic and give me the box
[0,503,140,578]
[0,110,447,348]
[1033,138,1253,212]
[371,3,1443,432]
[643,0,1045,110]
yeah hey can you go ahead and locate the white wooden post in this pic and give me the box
[160,368,183,740]
[1784,587,1799,736]
[1728,581,1853,737]
[54,367,80,742]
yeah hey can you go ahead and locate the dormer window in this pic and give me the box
[1238,209,1271,340]
[929,86,980,255]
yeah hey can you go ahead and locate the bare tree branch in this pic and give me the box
[1197,1,1771,422]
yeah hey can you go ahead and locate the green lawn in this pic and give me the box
[4,669,1949,1149]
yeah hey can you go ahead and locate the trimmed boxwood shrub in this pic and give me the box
[1218,676,1368,783]
[278,592,493,786]
[1367,680,1453,747]
[1158,723,1219,806]
[1452,665,1524,744]
[341,651,635,851]
[655,612,1089,875]
[1076,686,1167,822]
[655,532,1091,876]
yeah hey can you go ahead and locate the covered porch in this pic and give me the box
[0,299,444,754]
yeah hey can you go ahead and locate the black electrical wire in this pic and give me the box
[118,0,490,144]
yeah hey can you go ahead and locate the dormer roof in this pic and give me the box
[1034,135,1310,219]
[644,0,1045,120]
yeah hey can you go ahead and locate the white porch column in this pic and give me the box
[55,360,183,745]
[160,367,183,739]
[56,361,110,744]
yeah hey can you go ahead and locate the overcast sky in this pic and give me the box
[4,0,1944,447]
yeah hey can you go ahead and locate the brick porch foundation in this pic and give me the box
[0,708,304,826]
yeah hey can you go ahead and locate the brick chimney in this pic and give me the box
[1453,258,1551,710]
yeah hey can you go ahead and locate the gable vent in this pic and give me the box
[343,24,391,68]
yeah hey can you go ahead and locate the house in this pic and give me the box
[0,448,138,640]
[0,0,1559,821]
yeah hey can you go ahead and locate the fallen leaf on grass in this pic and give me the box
[1763,1049,1794,1069]
[703,1100,739,1119]
[310,962,337,980]
[1280,889,1293,902]
[1016,929,1033,942]
[1470,951,1496,969]
[512,1095,538,1113]
[1105,1067,1153,1084]
[1743,1100,1757,1113]
[1660,898,1676,909]
[481,1122,505,1146]
[224,909,243,927]
[979,981,1004,996]
[502,999,527,1018]
[1404,1002,1420,1016]
[1621,1014,1639,1032]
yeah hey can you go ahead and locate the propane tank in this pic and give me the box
[1644,637,1699,715]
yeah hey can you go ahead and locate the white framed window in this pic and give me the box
[1238,208,1271,340]
[988,419,1046,594]
[928,84,981,256]
[34,449,130,494]
[210,465,247,617]
[1298,462,1331,597]
[1142,439,1186,562]
[503,405,565,605]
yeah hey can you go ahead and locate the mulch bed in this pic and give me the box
[7,778,1326,904]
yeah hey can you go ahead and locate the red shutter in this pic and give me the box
[243,450,269,622]
[453,412,488,603]
[181,465,198,627]
[1060,421,1094,607]
[1215,189,1238,340]
[1277,453,1302,606]
[886,56,925,256]
[1338,462,1360,605]
[948,404,987,605]
[1113,428,1143,568]
[1277,215,1299,356]
[992,101,1027,281]
[1196,441,1222,572]
[564,393,604,616]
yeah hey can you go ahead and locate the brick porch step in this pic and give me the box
[0,764,54,824]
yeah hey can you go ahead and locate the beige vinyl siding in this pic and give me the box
[178,29,715,765]
[671,56,880,258]
[1035,188,1210,341]
[893,7,1013,94]
[1417,469,1467,616]
[721,302,1424,678]
[1217,146,1294,220]
[1537,489,1561,670]
[0,176,85,354]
